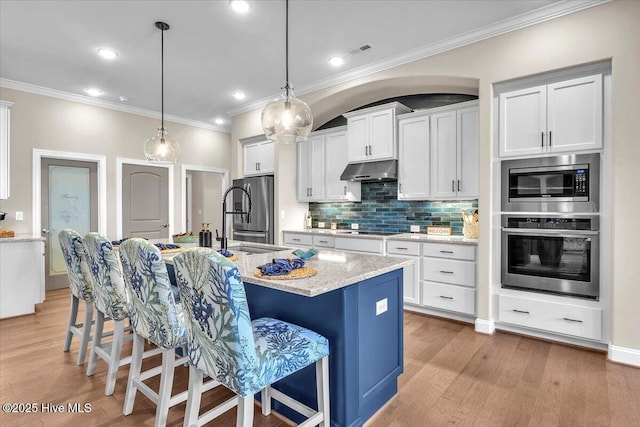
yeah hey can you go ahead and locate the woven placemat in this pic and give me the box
[160,248,185,254]
[227,255,238,262]
[253,266,317,280]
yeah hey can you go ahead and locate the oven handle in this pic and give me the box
[501,227,599,236]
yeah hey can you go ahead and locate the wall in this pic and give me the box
[188,170,223,235]
[231,1,640,353]
[0,87,231,238]
[310,181,477,234]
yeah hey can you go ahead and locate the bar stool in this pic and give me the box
[173,248,330,427]
[58,229,95,365]
[118,238,217,427]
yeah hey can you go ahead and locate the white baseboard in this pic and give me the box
[608,343,640,367]
[475,318,495,335]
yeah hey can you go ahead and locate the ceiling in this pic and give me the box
[0,0,603,132]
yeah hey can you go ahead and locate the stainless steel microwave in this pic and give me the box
[501,153,600,213]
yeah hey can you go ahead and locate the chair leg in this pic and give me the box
[183,365,204,427]
[77,301,94,365]
[316,356,330,427]
[236,396,254,427]
[261,387,271,416]
[87,310,105,376]
[64,295,79,351]
[105,319,124,396]
[123,333,144,416]
[155,349,177,427]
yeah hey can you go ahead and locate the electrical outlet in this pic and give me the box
[410,225,420,233]
[376,298,388,316]
[318,222,325,228]
[16,211,24,221]
[351,223,359,230]
[280,210,285,219]
[331,223,337,230]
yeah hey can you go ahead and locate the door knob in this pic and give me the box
[162,224,168,228]
[41,228,50,234]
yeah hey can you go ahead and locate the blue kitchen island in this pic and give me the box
[165,244,412,427]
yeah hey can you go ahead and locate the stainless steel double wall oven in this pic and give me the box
[501,153,600,299]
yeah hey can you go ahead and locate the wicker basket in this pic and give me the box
[463,222,478,239]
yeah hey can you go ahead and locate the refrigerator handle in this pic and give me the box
[246,183,252,223]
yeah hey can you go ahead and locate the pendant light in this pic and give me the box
[144,21,180,163]
[261,0,313,144]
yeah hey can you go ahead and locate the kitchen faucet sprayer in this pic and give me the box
[221,186,252,251]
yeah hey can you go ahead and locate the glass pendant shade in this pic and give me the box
[144,127,180,163]
[262,85,313,144]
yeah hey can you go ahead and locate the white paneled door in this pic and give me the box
[122,163,169,239]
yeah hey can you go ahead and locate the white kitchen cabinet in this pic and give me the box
[430,102,478,199]
[243,139,274,176]
[387,240,421,305]
[397,113,430,200]
[283,232,312,248]
[0,239,45,318]
[343,102,411,163]
[420,242,476,316]
[0,100,12,199]
[334,236,384,254]
[499,74,603,157]
[297,135,325,201]
[324,128,361,202]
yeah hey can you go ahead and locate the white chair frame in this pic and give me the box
[63,294,95,365]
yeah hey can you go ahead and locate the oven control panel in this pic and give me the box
[574,169,589,196]
[503,216,597,231]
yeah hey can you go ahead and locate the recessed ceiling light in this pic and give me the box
[214,118,225,125]
[233,91,246,100]
[84,88,103,97]
[97,47,118,60]
[328,56,345,67]
[229,0,251,14]
[119,96,128,102]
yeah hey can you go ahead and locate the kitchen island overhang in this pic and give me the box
[165,245,412,427]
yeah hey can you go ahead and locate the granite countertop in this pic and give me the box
[0,235,46,243]
[163,239,413,297]
[387,233,478,246]
[284,229,396,240]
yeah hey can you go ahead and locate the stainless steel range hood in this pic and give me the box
[340,159,397,182]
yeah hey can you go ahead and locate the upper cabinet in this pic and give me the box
[0,100,12,200]
[430,103,478,199]
[397,112,430,200]
[343,102,411,163]
[243,138,274,176]
[297,127,361,203]
[499,74,603,157]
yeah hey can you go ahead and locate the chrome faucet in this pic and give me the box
[221,185,251,250]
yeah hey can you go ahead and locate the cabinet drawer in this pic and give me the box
[312,235,335,248]
[283,233,312,247]
[334,237,383,254]
[421,282,475,315]
[422,242,476,260]
[422,258,475,287]
[386,240,420,256]
[498,294,602,341]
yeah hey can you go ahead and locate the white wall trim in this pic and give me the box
[180,164,229,232]
[116,157,175,240]
[475,318,496,335]
[608,344,640,368]
[228,0,610,117]
[1,78,229,134]
[32,149,107,237]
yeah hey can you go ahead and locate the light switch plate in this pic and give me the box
[318,222,325,228]
[16,211,24,221]
[280,210,285,219]
[351,223,359,230]
[410,225,420,233]
[376,298,388,316]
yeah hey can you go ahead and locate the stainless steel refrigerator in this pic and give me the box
[232,175,274,244]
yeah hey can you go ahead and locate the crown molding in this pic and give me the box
[227,0,610,117]
[0,78,230,134]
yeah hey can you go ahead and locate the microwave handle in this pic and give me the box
[541,131,544,148]
[501,227,598,236]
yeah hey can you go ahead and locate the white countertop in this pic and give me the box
[0,235,45,243]
[284,229,478,245]
[163,240,413,297]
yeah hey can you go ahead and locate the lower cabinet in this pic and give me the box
[386,240,420,305]
[283,232,312,248]
[0,239,45,319]
[334,236,384,254]
[498,294,602,341]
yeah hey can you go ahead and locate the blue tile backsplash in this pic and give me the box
[309,181,478,235]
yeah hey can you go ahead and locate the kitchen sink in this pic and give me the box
[227,245,288,255]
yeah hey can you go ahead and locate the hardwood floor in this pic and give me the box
[1,289,639,426]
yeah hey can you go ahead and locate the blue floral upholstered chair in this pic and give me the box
[83,233,157,396]
[118,238,218,427]
[173,248,330,427]
[58,229,95,365]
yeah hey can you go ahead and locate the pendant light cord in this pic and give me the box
[285,0,290,98]
[161,25,165,131]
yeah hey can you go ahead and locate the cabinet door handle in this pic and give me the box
[440,270,454,274]
[440,250,454,254]
[365,146,368,156]
[457,180,461,192]
[549,131,552,147]
[259,162,261,170]
[369,145,372,155]
[318,240,328,243]
[292,238,301,242]
[310,187,313,197]
[395,247,408,250]
[541,131,544,147]
[344,185,347,195]
[439,296,453,300]
[451,180,455,191]
[513,309,530,314]
[399,183,402,193]
[563,317,583,323]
